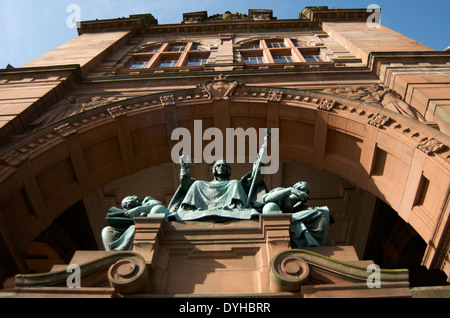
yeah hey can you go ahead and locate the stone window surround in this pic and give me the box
[127,42,211,69]
[126,37,327,70]
[239,38,326,65]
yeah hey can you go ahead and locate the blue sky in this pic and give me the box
[1,0,449,68]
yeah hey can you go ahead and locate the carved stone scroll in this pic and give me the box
[108,258,151,294]
[15,252,150,295]
[270,249,410,293]
[270,251,310,292]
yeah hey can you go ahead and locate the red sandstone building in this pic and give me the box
[0,7,449,298]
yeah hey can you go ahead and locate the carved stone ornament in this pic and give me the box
[197,74,243,101]
[15,251,151,295]
[368,113,391,128]
[270,249,409,292]
[54,123,77,138]
[182,11,207,23]
[417,137,446,155]
[270,251,310,291]
[317,98,336,111]
[268,91,283,102]
[249,9,274,21]
[108,257,151,294]
[0,150,27,167]
[322,85,387,104]
[108,105,127,119]
[160,95,175,106]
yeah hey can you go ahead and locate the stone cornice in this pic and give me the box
[300,7,372,22]
[368,51,450,76]
[0,64,83,80]
[77,7,373,36]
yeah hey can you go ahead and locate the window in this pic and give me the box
[192,44,207,51]
[159,59,178,67]
[304,54,322,62]
[187,58,208,66]
[137,45,161,53]
[243,43,260,49]
[266,41,285,48]
[146,47,160,53]
[167,45,186,52]
[272,55,293,63]
[129,61,147,69]
[243,56,264,64]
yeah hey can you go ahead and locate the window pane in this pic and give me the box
[273,55,292,63]
[191,44,204,51]
[159,59,178,67]
[304,54,322,62]
[167,45,186,52]
[243,43,260,49]
[267,41,285,48]
[243,56,263,64]
[129,61,147,69]
[187,58,207,66]
[147,47,160,53]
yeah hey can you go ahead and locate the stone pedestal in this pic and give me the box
[7,214,411,298]
[133,214,292,295]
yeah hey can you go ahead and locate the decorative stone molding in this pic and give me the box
[218,33,234,41]
[270,249,410,292]
[322,85,387,104]
[417,137,446,155]
[197,74,243,100]
[108,105,127,119]
[317,98,336,111]
[108,257,151,294]
[249,9,274,21]
[322,86,423,121]
[270,250,310,291]
[160,95,175,106]
[206,12,249,21]
[15,251,150,295]
[182,11,207,24]
[30,95,124,131]
[368,113,391,128]
[267,91,283,102]
[0,150,27,168]
[54,123,77,138]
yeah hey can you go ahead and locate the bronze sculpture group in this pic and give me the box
[102,130,330,251]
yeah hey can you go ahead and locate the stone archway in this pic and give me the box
[0,79,448,278]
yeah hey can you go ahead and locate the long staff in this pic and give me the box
[245,129,271,208]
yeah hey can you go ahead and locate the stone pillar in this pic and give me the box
[214,33,235,71]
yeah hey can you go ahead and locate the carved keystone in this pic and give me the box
[198,74,243,101]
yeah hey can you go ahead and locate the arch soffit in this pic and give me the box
[0,78,449,253]
[1,79,448,171]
